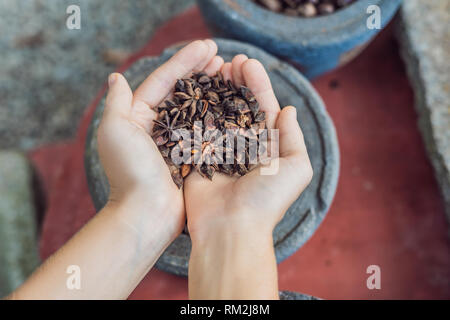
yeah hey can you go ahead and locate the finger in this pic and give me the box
[276,106,308,158]
[193,39,218,72]
[103,73,133,120]
[130,100,158,134]
[133,40,216,108]
[203,55,224,76]
[241,59,280,130]
[258,106,311,201]
[221,62,232,82]
[231,54,248,87]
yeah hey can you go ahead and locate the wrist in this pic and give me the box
[190,215,274,251]
[106,187,184,244]
[188,208,275,246]
[188,215,278,300]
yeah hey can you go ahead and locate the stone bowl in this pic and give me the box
[279,291,320,300]
[84,38,339,276]
[196,0,402,78]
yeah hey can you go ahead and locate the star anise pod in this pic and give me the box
[150,71,268,189]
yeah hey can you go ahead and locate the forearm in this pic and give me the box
[189,221,279,300]
[10,191,177,300]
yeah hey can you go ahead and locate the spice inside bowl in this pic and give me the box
[252,0,357,17]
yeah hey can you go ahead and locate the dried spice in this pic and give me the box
[252,0,357,17]
[151,72,267,188]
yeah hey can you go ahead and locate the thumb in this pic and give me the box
[103,73,133,120]
[274,106,313,192]
[276,106,308,159]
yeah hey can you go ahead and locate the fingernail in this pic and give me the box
[288,106,297,118]
[108,73,117,87]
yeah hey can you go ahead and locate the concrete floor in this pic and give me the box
[0,0,194,149]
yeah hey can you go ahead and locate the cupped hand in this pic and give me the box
[97,39,224,240]
[184,55,313,241]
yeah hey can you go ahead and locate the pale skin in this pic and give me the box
[6,39,312,300]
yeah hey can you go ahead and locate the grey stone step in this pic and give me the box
[0,151,40,297]
[396,0,450,225]
[0,0,194,150]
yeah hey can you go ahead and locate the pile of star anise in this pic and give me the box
[253,0,356,17]
[151,72,266,188]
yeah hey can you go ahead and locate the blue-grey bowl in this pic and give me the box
[197,0,402,78]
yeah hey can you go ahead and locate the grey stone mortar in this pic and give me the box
[84,38,340,276]
[396,0,450,225]
[0,151,40,297]
[0,0,194,150]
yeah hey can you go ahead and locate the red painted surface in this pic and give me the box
[30,7,450,300]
